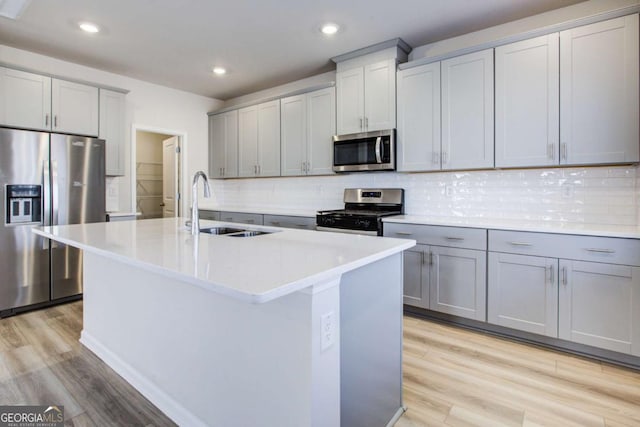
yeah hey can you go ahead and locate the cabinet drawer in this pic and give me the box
[384,223,486,250]
[219,211,263,225]
[264,214,316,230]
[199,210,220,221]
[489,230,640,266]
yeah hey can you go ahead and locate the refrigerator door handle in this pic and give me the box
[43,160,51,226]
[51,160,59,226]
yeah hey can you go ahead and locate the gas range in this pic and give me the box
[316,188,404,236]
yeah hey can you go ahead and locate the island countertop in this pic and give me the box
[34,218,415,304]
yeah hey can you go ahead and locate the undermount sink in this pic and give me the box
[199,227,274,237]
[200,227,244,235]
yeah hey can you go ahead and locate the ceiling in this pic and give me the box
[0,0,585,100]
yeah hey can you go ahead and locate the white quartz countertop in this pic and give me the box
[383,215,640,239]
[33,218,415,304]
[197,205,326,218]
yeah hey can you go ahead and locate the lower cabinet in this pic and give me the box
[384,223,487,321]
[263,214,316,230]
[218,211,263,225]
[559,260,640,356]
[488,230,640,357]
[488,253,558,337]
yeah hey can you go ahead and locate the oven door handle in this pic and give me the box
[375,137,382,163]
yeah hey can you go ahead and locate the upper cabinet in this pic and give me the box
[0,67,100,137]
[238,100,280,177]
[209,110,238,179]
[0,67,51,131]
[441,49,494,170]
[495,34,559,168]
[397,49,494,172]
[281,87,335,176]
[99,89,126,176]
[560,14,639,165]
[397,62,441,172]
[336,59,396,135]
[52,79,99,136]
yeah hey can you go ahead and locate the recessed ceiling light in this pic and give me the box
[320,23,340,35]
[212,67,226,76]
[79,22,100,33]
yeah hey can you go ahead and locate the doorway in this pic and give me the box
[133,129,182,219]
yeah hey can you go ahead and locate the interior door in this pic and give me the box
[162,136,179,218]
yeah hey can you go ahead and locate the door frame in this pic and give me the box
[131,124,187,218]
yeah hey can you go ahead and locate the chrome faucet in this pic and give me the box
[191,171,211,234]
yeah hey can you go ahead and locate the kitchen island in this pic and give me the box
[34,218,415,427]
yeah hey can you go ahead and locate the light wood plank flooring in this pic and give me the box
[1,302,638,426]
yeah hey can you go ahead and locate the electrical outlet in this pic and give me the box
[320,311,335,352]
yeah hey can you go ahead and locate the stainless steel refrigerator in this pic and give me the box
[0,127,105,314]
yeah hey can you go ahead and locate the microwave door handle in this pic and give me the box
[375,137,382,163]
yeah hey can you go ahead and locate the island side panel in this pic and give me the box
[340,253,404,427]
[79,252,341,427]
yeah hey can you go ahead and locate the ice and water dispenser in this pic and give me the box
[5,184,42,224]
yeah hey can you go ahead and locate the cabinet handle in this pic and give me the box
[270,221,281,226]
[421,251,425,265]
[365,117,369,129]
[359,117,363,130]
[549,264,555,283]
[429,252,434,266]
[432,152,439,165]
[547,143,555,160]
[562,266,568,286]
[224,217,233,221]
[222,167,225,176]
[585,248,615,254]
[561,143,567,161]
[54,115,58,128]
[395,232,413,236]
[258,165,261,175]
[306,162,309,173]
[445,236,464,241]
[45,114,49,127]
[441,151,448,165]
[509,241,532,247]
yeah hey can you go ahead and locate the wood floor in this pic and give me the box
[0,302,638,426]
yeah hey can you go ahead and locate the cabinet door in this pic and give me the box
[430,246,486,321]
[488,253,558,337]
[560,15,639,164]
[263,214,316,230]
[0,67,51,131]
[442,49,494,170]
[336,67,364,135]
[209,113,226,178]
[397,62,441,172]
[559,260,640,356]
[99,89,126,176]
[238,105,258,177]
[281,94,307,176]
[307,87,335,175]
[224,110,239,178]
[402,244,430,308]
[199,210,220,220]
[52,79,99,136]
[364,59,396,132]
[257,100,280,177]
[495,34,559,168]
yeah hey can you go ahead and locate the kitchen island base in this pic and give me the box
[79,251,404,427]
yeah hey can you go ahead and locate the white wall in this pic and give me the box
[0,44,223,215]
[204,166,639,227]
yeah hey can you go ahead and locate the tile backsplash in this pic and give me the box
[209,165,639,226]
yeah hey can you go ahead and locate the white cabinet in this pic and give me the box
[209,110,238,178]
[441,49,494,170]
[0,67,51,131]
[384,223,487,321]
[52,79,99,136]
[495,34,559,168]
[396,62,441,172]
[488,253,558,337]
[560,15,639,165]
[99,89,126,176]
[238,100,280,177]
[281,87,335,176]
[336,59,396,135]
[559,260,640,356]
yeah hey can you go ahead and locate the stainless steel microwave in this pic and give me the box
[333,129,396,172]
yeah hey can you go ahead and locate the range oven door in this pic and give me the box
[316,226,379,236]
[333,129,395,172]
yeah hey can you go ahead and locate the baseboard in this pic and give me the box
[80,330,208,427]
[387,406,407,427]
